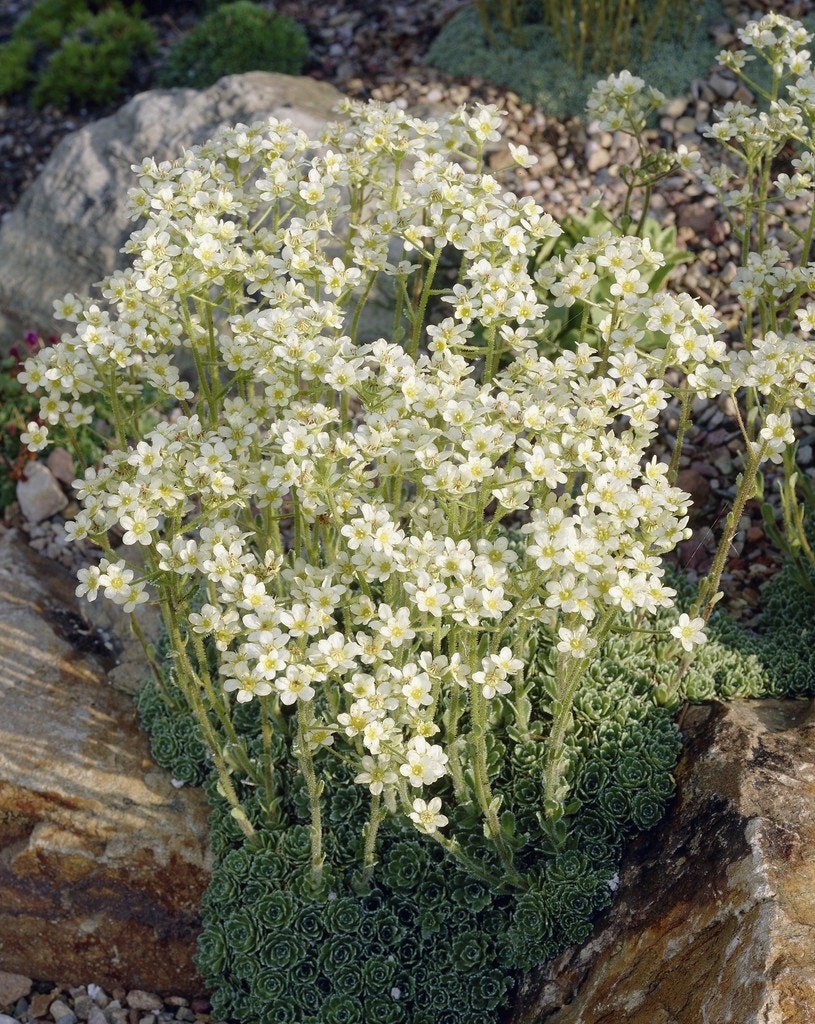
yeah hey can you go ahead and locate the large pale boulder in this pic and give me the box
[0,73,344,351]
[0,527,211,995]
[507,698,815,1024]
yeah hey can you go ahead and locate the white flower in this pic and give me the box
[557,624,597,659]
[670,613,707,652]
[354,755,397,796]
[409,796,448,835]
[399,736,448,787]
[21,422,49,452]
[120,509,160,546]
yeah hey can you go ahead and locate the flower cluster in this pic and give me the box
[22,12,815,875]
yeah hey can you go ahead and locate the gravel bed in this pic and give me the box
[0,979,219,1024]
[1,0,814,1017]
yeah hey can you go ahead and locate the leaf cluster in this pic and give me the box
[138,613,689,1022]
[157,1,309,90]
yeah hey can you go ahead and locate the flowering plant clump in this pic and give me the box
[21,97,703,868]
[19,12,815,1020]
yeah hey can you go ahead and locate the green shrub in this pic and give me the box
[0,36,37,96]
[0,0,156,109]
[13,0,90,50]
[427,0,723,118]
[158,1,309,90]
[32,5,156,109]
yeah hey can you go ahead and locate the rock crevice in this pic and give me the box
[507,699,815,1024]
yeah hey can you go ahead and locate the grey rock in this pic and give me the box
[661,96,688,119]
[72,994,95,1021]
[508,699,815,1024]
[0,73,344,352]
[50,1001,75,1024]
[15,461,68,524]
[46,446,76,487]
[709,70,738,99]
[125,991,163,1012]
[584,141,610,173]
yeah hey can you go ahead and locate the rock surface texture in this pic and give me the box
[0,528,212,995]
[0,73,343,348]
[507,698,815,1024]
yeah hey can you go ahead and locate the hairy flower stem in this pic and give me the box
[259,700,281,823]
[696,439,769,623]
[296,703,324,886]
[409,248,442,358]
[361,791,384,878]
[667,386,693,486]
[159,605,256,841]
[442,667,468,799]
[544,608,617,815]
[468,681,514,872]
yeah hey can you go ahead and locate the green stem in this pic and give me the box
[543,608,617,815]
[362,791,384,877]
[468,675,515,874]
[409,248,442,358]
[296,702,324,885]
[667,386,693,487]
[694,439,768,624]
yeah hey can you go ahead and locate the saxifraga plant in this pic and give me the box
[21,11,815,1024]
[141,609,689,1023]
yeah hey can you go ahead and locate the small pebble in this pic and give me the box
[124,994,162,1014]
[73,994,94,1020]
[50,1000,75,1023]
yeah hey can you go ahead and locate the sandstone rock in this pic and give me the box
[0,971,31,1008]
[0,527,212,995]
[15,461,68,524]
[508,698,815,1024]
[0,73,344,351]
[79,542,163,696]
